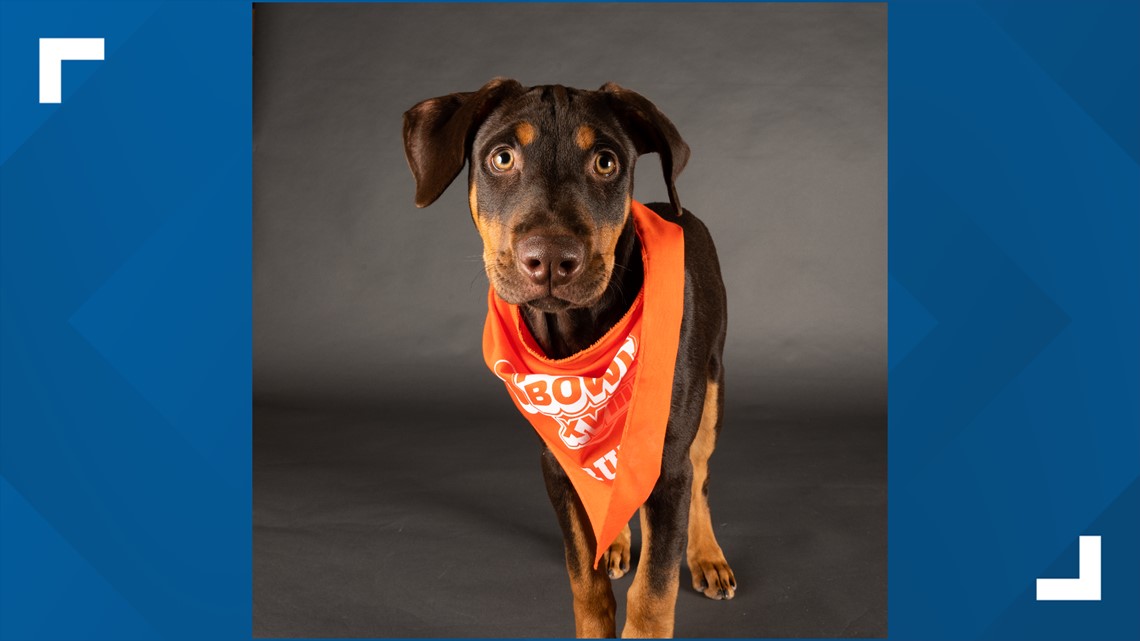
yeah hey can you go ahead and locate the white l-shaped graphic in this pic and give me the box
[39,38,104,104]
[1036,535,1101,601]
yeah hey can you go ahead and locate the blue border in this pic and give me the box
[2,2,251,639]
[889,1,1138,639]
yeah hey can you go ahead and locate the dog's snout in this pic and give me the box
[516,235,585,288]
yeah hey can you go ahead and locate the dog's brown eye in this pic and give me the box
[490,149,515,172]
[593,151,618,176]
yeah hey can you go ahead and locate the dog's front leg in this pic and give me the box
[622,465,691,638]
[541,448,617,638]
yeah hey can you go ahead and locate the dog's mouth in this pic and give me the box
[526,295,575,313]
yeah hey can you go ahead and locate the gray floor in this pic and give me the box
[253,399,886,638]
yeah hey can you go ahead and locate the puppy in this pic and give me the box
[403,79,733,638]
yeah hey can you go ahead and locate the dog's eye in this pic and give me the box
[490,149,515,172]
[593,151,618,176]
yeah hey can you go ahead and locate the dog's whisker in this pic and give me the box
[468,267,487,290]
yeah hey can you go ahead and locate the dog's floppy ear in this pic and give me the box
[403,78,525,208]
[599,82,691,217]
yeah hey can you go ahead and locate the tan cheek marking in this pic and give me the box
[576,125,595,150]
[589,220,627,298]
[470,184,495,262]
[473,210,508,277]
[596,223,625,258]
[515,122,536,146]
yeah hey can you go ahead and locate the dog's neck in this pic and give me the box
[520,219,644,359]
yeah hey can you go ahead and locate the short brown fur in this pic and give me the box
[566,494,617,637]
[622,508,679,638]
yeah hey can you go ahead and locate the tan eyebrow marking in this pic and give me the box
[576,125,595,150]
[515,122,536,146]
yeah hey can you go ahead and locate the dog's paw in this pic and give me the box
[689,551,736,600]
[604,525,632,579]
[604,545,630,579]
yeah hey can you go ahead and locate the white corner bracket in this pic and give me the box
[39,38,105,104]
[1036,535,1101,601]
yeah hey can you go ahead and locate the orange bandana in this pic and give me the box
[482,201,685,567]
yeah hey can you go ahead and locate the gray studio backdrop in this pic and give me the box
[255,3,886,637]
[253,3,887,416]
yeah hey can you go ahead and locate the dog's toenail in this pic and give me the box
[718,589,728,599]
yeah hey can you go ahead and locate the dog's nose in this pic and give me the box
[516,235,585,288]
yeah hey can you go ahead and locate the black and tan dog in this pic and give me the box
[403,79,734,638]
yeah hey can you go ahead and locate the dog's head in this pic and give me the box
[403,79,688,312]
